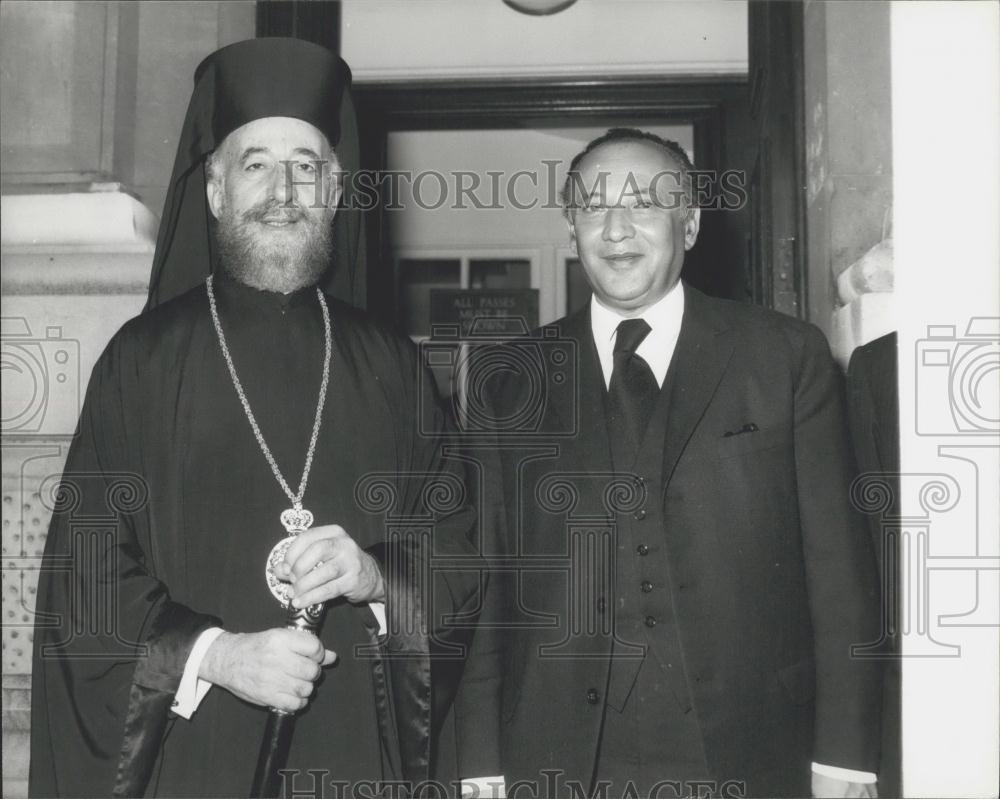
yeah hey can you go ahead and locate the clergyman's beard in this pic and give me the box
[215,199,333,293]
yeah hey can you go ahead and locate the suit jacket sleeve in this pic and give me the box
[792,324,883,772]
[29,331,221,798]
[847,332,900,481]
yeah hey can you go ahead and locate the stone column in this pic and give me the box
[1,191,152,798]
[1,3,254,793]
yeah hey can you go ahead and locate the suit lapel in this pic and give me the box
[660,286,736,492]
[548,307,613,469]
[551,292,736,488]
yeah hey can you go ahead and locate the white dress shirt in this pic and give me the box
[589,281,685,390]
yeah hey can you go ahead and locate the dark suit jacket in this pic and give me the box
[847,332,900,799]
[454,285,882,797]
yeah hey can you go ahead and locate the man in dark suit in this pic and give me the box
[457,129,882,798]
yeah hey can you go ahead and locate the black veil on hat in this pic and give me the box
[145,37,365,311]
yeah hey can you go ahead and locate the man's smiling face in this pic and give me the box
[206,116,341,292]
[568,139,700,317]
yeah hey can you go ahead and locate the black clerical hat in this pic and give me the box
[145,38,363,311]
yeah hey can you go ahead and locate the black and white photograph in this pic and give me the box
[1,2,997,798]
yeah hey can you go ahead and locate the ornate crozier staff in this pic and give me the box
[251,506,329,798]
[204,275,334,798]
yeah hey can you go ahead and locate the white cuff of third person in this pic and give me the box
[811,762,878,783]
[461,777,506,797]
[172,626,225,719]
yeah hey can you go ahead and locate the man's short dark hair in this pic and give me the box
[561,127,695,218]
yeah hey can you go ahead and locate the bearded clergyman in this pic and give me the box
[29,38,481,798]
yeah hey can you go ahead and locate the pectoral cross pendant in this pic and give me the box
[265,505,315,607]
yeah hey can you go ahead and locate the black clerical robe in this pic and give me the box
[29,274,480,798]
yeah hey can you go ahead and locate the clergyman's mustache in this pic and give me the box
[242,200,308,225]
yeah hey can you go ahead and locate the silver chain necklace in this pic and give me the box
[206,274,331,606]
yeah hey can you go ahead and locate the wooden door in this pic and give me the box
[747,0,807,319]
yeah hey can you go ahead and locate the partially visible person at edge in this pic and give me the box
[29,38,486,798]
[455,128,883,799]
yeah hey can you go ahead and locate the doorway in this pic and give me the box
[354,79,755,332]
[386,124,695,337]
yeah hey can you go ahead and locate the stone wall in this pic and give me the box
[803,0,894,367]
[1,3,254,795]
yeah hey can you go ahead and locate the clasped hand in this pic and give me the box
[201,628,334,713]
[200,525,385,713]
[273,523,386,608]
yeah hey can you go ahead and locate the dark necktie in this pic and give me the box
[607,318,659,469]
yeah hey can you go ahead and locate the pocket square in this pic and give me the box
[723,422,759,438]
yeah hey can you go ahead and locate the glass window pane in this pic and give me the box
[469,259,531,289]
[566,257,591,315]
[398,258,461,337]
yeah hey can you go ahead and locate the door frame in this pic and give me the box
[353,77,754,323]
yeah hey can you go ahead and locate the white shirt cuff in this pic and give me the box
[369,601,387,635]
[461,777,506,798]
[811,762,878,783]
[171,627,225,720]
